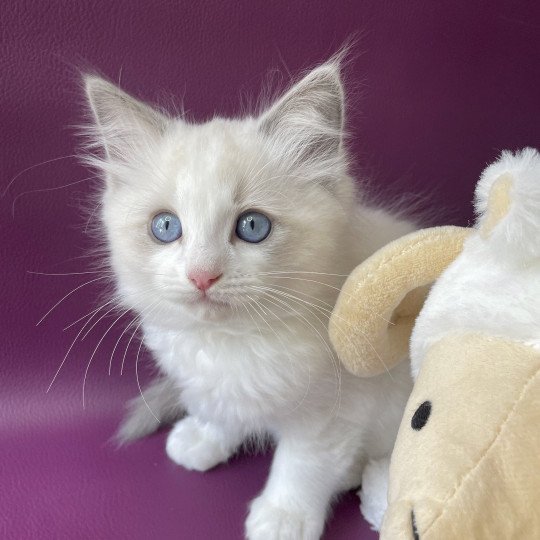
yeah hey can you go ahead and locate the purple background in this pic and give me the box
[1,1,539,539]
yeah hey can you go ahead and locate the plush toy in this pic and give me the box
[330,148,540,539]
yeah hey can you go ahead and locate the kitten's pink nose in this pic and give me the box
[188,271,222,292]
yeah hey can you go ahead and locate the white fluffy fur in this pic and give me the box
[85,60,414,539]
[359,456,391,530]
[475,147,540,262]
[411,148,540,378]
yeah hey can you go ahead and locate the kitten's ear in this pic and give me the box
[258,62,344,164]
[84,75,169,163]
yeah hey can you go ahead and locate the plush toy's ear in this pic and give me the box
[475,147,540,263]
[329,226,471,377]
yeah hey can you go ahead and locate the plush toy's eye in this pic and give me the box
[411,510,420,540]
[151,212,182,243]
[236,211,271,243]
[411,401,431,430]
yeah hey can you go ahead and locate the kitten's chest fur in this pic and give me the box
[143,319,331,431]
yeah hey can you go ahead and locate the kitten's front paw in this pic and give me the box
[245,495,324,540]
[165,417,233,471]
[359,456,390,531]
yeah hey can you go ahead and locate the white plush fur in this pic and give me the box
[411,148,540,377]
[359,456,391,531]
[84,60,414,539]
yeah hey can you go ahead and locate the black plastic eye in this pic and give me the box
[411,401,431,430]
[411,510,420,540]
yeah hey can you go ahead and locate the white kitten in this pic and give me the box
[84,58,414,539]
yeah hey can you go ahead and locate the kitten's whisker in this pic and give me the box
[63,302,112,331]
[45,253,105,270]
[253,289,342,416]
[248,294,271,318]
[255,285,349,324]
[134,323,161,422]
[28,270,112,277]
[95,310,131,367]
[80,304,119,340]
[244,295,310,412]
[254,285,371,385]
[252,288,357,374]
[81,297,162,412]
[30,269,173,280]
[250,274,343,290]
[255,284,392,378]
[36,275,109,326]
[121,320,144,376]
[82,308,130,407]
[239,299,265,341]
[245,294,279,326]
[3,153,80,197]
[120,299,162,375]
[12,176,99,218]
[254,285,333,320]
[257,300,313,414]
[253,270,348,277]
[57,279,160,392]
[254,290,336,361]
[109,316,138,376]
[254,295,314,414]
[260,283,335,310]
[245,294,298,367]
[85,201,101,234]
[64,282,167,331]
[250,274,393,325]
[46,301,110,393]
[262,286,385,342]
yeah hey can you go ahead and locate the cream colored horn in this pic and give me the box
[329,226,471,377]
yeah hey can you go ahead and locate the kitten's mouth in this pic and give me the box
[169,289,232,310]
[193,292,229,307]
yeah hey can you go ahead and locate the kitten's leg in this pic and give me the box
[245,427,364,540]
[166,416,245,472]
[359,455,390,531]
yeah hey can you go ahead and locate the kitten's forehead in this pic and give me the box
[166,118,271,208]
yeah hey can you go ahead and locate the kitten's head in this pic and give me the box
[84,60,359,325]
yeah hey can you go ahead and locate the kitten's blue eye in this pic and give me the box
[236,211,271,243]
[151,212,182,243]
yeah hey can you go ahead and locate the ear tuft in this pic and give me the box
[84,75,169,164]
[258,60,345,170]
